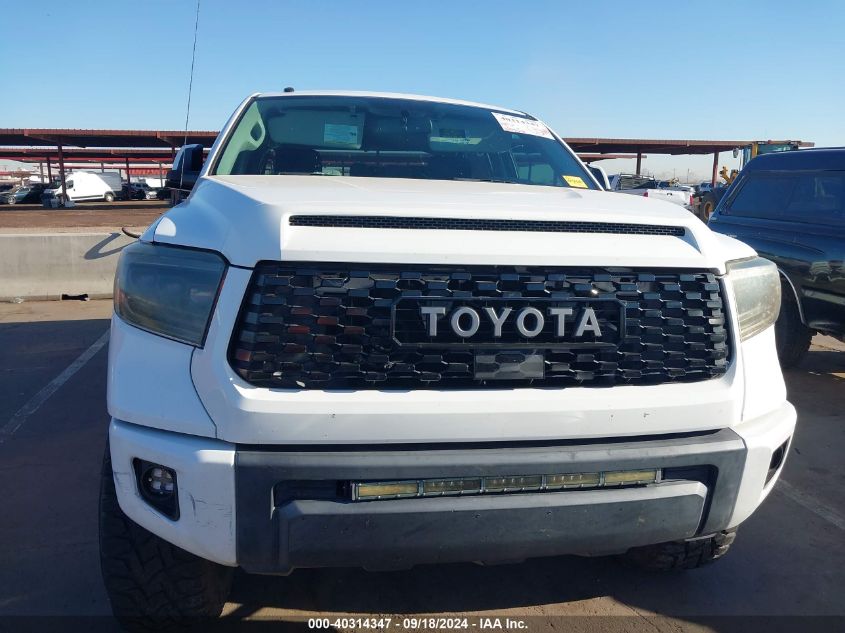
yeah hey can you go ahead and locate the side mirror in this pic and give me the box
[166,144,205,191]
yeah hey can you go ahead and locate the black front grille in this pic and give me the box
[289,215,686,236]
[230,264,729,390]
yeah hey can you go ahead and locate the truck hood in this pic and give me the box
[147,175,754,271]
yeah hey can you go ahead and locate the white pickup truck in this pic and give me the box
[610,174,693,208]
[100,91,795,629]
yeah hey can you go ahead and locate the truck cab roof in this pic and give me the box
[746,147,845,171]
[253,90,529,117]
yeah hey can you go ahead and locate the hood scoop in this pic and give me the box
[288,215,685,236]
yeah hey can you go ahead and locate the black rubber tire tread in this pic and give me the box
[621,529,737,571]
[99,446,232,632]
[775,282,813,368]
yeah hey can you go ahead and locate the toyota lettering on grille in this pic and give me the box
[391,298,625,349]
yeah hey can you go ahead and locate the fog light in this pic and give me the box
[603,469,660,486]
[134,459,179,520]
[145,466,175,496]
[353,481,419,500]
[545,472,601,489]
[423,478,482,496]
[350,468,661,501]
[484,475,542,492]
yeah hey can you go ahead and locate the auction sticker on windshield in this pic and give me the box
[492,112,553,139]
[563,175,588,188]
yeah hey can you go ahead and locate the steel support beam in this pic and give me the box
[57,144,67,202]
[711,152,720,186]
[635,152,642,175]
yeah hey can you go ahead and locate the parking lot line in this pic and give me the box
[0,328,110,443]
[777,479,845,531]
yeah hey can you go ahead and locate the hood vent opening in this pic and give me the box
[288,215,685,237]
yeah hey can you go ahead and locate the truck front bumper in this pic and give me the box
[108,402,795,573]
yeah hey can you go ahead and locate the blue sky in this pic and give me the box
[2,0,843,180]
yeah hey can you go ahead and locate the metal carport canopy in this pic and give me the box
[564,138,755,155]
[0,130,814,187]
[0,128,218,149]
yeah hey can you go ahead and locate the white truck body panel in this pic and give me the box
[616,185,691,207]
[148,176,748,270]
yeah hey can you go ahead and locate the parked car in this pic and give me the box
[2,183,49,204]
[608,173,651,190]
[118,183,147,200]
[155,186,172,200]
[610,174,693,208]
[136,183,160,200]
[44,171,122,202]
[709,148,845,366]
[587,164,610,189]
[100,90,795,626]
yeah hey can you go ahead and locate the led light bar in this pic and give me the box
[352,468,661,501]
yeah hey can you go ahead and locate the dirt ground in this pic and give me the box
[0,200,166,233]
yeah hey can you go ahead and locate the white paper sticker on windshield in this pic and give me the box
[430,136,482,145]
[323,123,360,147]
[492,112,553,139]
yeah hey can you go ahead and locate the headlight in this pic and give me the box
[114,241,226,346]
[726,257,780,341]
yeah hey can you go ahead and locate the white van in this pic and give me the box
[47,171,121,202]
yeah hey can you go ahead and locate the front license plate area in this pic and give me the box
[475,351,544,380]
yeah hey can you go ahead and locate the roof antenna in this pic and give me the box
[180,0,201,189]
[283,86,295,93]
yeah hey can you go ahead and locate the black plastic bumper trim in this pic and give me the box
[234,429,745,573]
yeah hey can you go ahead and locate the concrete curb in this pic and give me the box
[0,232,134,301]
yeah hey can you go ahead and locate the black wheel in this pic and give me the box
[105,192,115,202]
[99,446,233,632]
[775,282,813,368]
[621,529,737,571]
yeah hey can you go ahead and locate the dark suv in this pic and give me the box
[2,183,49,204]
[709,148,845,366]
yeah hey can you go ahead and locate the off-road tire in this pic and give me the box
[104,192,115,202]
[775,282,813,368]
[99,447,233,632]
[621,529,737,571]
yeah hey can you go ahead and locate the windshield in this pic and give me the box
[213,96,597,189]
[726,170,845,225]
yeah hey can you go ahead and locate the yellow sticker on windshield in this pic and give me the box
[563,175,588,188]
